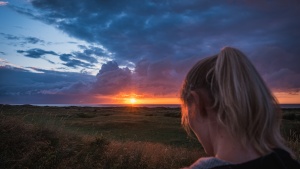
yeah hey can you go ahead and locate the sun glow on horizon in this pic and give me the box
[129,98,137,104]
[274,92,300,104]
[111,93,181,105]
[95,91,300,105]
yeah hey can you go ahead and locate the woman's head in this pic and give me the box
[181,47,287,155]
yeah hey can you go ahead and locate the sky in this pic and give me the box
[0,0,300,104]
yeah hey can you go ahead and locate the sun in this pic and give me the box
[129,98,137,104]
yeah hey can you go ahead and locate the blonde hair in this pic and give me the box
[180,47,290,155]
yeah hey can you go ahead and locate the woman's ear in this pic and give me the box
[190,91,207,117]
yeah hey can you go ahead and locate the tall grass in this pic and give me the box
[286,131,300,160]
[0,115,201,169]
[1,106,299,168]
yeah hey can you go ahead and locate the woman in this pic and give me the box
[180,47,300,169]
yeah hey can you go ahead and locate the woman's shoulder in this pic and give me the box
[182,157,231,169]
[212,148,300,169]
[183,149,300,169]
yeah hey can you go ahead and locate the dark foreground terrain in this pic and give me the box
[0,104,299,168]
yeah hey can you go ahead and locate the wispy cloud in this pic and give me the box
[0,1,8,6]
[0,33,19,40]
[15,47,102,69]
[0,58,43,73]
[0,33,46,45]
[59,53,94,68]
[0,63,95,104]
[17,48,57,58]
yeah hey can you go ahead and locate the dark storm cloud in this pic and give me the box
[0,61,133,103]
[0,56,235,103]
[15,45,100,68]
[17,48,57,58]
[10,0,300,95]
[0,65,95,104]
[57,45,108,68]
[63,59,93,68]
[92,61,132,95]
[92,60,185,96]
[72,51,98,64]
[57,45,109,68]
[83,46,107,58]
[59,53,72,62]
[59,53,94,68]
[98,61,119,75]
[249,46,300,92]
[27,0,300,60]
[133,58,189,96]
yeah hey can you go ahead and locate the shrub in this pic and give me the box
[76,113,96,118]
[283,112,296,121]
[163,112,181,118]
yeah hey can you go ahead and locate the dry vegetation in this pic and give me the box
[0,104,299,168]
[0,115,202,169]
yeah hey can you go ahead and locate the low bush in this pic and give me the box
[76,113,96,118]
[163,112,181,118]
[283,112,297,121]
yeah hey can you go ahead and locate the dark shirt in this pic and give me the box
[212,149,300,169]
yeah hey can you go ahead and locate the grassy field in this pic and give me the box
[0,104,299,168]
[0,105,200,148]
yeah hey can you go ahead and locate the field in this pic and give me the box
[0,104,299,168]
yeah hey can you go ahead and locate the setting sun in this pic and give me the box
[114,93,181,105]
[129,98,137,104]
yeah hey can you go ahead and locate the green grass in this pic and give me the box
[0,108,202,169]
[0,105,299,168]
[0,105,200,149]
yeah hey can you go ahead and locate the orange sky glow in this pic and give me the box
[95,92,300,105]
[114,94,181,105]
[274,92,300,104]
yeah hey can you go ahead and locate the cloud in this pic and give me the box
[0,33,19,40]
[92,59,187,96]
[17,48,57,58]
[133,58,189,96]
[0,60,134,103]
[72,51,98,64]
[6,0,300,100]
[63,58,93,68]
[92,61,132,95]
[0,65,95,104]
[57,45,110,68]
[250,46,300,74]
[0,1,8,6]
[98,61,119,75]
[249,46,300,92]
[25,0,299,63]
[24,37,45,44]
[1,54,299,104]
[59,53,94,68]
[0,58,43,73]
[15,45,103,69]
[263,68,300,92]
[0,33,45,45]
[44,58,55,64]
